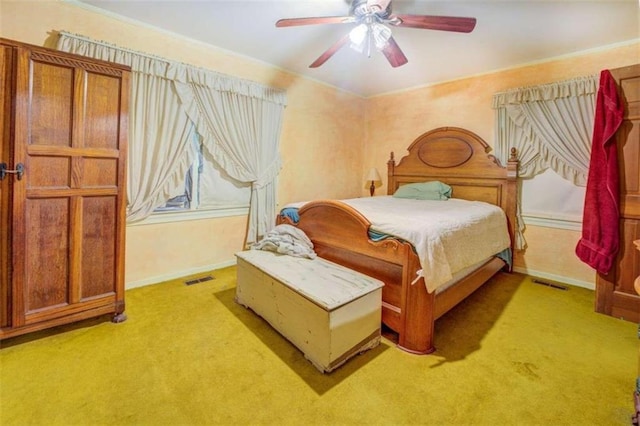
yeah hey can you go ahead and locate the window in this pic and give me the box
[493,75,597,247]
[520,169,585,231]
[150,133,251,222]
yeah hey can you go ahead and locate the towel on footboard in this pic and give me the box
[575,69,624,274]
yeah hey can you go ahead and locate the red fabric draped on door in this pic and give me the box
[575,69,624,274]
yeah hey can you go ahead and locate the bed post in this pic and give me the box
[387,152,395,195]
[398,252,436,354]
[504,148,518,272]
[505,147,519,270]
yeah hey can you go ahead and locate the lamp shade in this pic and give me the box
[366,168,382,182]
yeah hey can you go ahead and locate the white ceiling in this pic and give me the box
[73,0,640,97]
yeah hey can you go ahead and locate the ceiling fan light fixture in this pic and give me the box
[349,22,391,55]
[371,23,392,49]
[348,23,368,52]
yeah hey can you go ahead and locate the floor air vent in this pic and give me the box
[532,278,568,291]
[184,275,215,285]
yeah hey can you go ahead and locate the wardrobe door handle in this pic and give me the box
[0,163,24,180]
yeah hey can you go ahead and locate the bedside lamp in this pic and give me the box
[366,168,382,196]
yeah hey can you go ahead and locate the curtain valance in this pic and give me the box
[57,31,287,105]
[492,75,598,107]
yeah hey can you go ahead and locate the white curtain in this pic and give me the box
[493,75,598,249]
[126,75,197,221]
[174,81,285,243]
[57,32,286,241]
[198,149,251,209]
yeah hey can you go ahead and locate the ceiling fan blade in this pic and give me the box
[367,0,391,12]
[393,15,477,33]
[381,36,408,68]
[309,33,351,68]
[276,16,355,28]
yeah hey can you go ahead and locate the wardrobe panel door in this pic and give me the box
[83,72,122,150]
[30,60,73,147]
[81,196,117,299]
[24,198,70,317]
[11,47,127,326]
[0,38,129,339]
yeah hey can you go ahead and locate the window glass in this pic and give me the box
[521,169,585,221]
[153,133,251,214]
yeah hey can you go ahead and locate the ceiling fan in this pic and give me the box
[276,0,476,69]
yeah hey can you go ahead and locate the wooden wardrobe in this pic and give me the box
[0,38,130,339]
[595,64,640,322]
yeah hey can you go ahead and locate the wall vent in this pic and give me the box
[184,275,215,285]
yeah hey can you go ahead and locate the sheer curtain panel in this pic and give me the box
[174,79,285,244]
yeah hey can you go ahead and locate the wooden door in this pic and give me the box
[596,64,640,322]
[7,43,129,330]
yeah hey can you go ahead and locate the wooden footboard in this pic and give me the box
[277,127,518,354]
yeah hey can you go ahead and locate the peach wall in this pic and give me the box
[124,216,249,287]
[519,225,595,285]
[366,42,640,287]
[1,0,365,286]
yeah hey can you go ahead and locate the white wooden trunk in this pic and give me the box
[235,250,383,373]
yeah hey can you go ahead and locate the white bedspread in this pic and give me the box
[286,196,510,293]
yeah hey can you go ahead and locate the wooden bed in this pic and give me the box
[277,127,518,354]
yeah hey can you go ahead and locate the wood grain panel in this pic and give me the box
[81,196,116,299]
[25,198,69,312]
[82,158,117,187]
[314,242,404,309]
[621,76,640,103]
[84,72,121,150]
[418,138,473,168]
[619,70,640,219]
[27,156,70,188]
[615,219,640,295]
[448,183,502,206]
[30,60,73,147]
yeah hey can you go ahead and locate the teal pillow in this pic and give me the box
[393,181,452,200]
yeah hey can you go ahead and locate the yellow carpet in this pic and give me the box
[0,268,636,425]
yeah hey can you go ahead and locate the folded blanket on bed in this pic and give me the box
[252,224,317,259]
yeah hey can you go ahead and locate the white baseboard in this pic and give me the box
[512,266,595,290]
[125,259,237,290]
[126,260,595,292]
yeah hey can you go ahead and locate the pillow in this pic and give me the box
[392,181,452,200]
